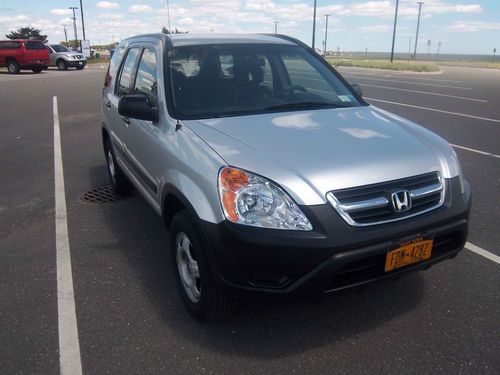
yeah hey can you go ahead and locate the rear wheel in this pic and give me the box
[7,60,20,74]
[57,59,67,70]
[171,211,238,322]
[32,67,43,73]
[104,138,132,195]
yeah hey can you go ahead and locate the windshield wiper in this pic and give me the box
[264,101,348,110]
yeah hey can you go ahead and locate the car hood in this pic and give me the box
[183,106,460,205]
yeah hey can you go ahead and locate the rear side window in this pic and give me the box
[109,45,126,76]
[0,41,21,49]
[134,48,158,106]
[116,48,140,96]
[25,41,45,50]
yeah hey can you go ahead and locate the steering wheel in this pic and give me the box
[279,85,307,100]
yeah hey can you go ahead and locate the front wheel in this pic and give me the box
[57,60,67,70]
[104,138,132,194]
[76,66,85,70]
[171,211,238,322]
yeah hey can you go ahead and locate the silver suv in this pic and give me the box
[45,44,86,70]
[101,34,471,321]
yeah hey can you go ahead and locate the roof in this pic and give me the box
[121,33,297,48]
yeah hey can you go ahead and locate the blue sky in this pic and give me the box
[0,0,498,54]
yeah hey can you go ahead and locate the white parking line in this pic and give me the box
[465,242,500,264]
[366,97,500,124]
[53,96,83,375]
[336,69,461,83]
[342,75,472,90]
[359,83,487,103]
[451,144,500,159]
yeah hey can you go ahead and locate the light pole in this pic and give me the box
[312,0,317,49]
[390,0,399,63]
[62,25,68,43]
[79,0,86,41]
[413,2,424,59]
[274,20,279,35]
[323,14,330,56]
[69,6,78,45]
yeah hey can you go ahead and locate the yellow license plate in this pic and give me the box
[385,237,433,272]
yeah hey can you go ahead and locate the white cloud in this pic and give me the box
[178,17,194,26]
[50,9,73,16]
[97,2,120,10]
[445,20,500,32]
[129,5,153,14]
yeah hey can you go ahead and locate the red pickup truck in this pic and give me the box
[0,39,49,74]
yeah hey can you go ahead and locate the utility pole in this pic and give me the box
[312,0,317,49]
[274,20,279,35]
[69,6,78,45]
[62,25,68,43]
[390,0,399,63]
[324,14,330,56]
[408,36,412,63]
[494,48,497,62]
[365,47,368,59]
[427,39,431,58]
[79,0,86,41]
[413,2,424,59]
[435,41,441,60]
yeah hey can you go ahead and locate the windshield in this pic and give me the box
[167,44,363,119]
[51,44,69,53]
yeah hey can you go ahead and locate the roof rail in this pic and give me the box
[259,34,311,50]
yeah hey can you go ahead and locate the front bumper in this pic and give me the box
[200,176,471,296]
[66,60,87,68]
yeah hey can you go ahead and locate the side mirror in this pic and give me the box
[351,83,363,97]
[118,95,158,122]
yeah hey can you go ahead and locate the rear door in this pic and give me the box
[105,46,141,169]
[23,40,49,63]
[124,45,161,199]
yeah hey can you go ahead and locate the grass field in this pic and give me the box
[327,58,440,72]
[86,57,109,65]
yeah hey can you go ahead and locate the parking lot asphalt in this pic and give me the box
[0,65,499,374]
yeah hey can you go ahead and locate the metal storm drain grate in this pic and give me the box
[80,185,128,204]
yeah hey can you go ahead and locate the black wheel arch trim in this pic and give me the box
[160,183,224,284]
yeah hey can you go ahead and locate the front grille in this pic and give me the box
[325,231,463,291]
[326,172,444,226]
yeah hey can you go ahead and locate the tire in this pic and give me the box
[57,59,67,70]
[7,60,20,74]
[171,211,238,322]
[32,67,43,73]
[103,137,132,195]
[76,66,84,70]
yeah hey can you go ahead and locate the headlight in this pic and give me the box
[218,167,313,231]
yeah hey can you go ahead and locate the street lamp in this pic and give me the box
[324,15,330,56]
[390,0,399,63]
[79,0,86,41]
[62,25,68,43]
[312,0,317,49]
[413,2,424,59]
[69,6,78,45]
[274,20,279,35]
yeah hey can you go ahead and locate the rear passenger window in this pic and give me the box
[117,48,140,96]
[0,41,21,49]
[25,41,45,50]
[134,48,158,106]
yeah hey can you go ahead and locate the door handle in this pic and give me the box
[121,117,130,125]
[104,100,111,108]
